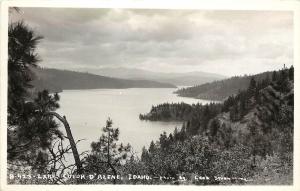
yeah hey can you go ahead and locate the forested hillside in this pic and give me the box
[137,67,293,184]
[30,67,176,93]
[139,102,222,123]
[175,71,275,101]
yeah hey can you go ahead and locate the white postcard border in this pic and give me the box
[1,0,300,191]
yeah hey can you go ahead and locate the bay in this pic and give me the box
[56,88,212,157]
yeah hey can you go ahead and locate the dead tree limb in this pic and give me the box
[45,112,84,183]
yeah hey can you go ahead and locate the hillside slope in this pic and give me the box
[208,78,293,149]
[30,68,177,93]
[139,67,293,184]
[82,67,226,86]
[175,71,273,101]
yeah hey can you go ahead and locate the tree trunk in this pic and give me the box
[107,130,117,184]
[46,112,84,183]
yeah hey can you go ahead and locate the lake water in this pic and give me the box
[56,88,212,158]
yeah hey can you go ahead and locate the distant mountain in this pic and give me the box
[175,71,274,101]
[30,68,176,93]
[77,67,226,86]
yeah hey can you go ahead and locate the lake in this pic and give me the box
[56,88,212,158]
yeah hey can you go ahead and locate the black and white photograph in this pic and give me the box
[0,0,299,190]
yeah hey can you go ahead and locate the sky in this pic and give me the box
[10,8,293,76]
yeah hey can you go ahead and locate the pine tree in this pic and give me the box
[148,140,156,154]
[141,146,149,162]
[84,118,131,184]
[8,21,43,125]
[7,21,64,169]
[272,71,278,81]
[209,119,220,138]
[278,69,290,93]
[288,65,294,80]
[159,131,168,149]
[248,77,257,97]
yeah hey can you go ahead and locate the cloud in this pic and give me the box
[10,8,293,76]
